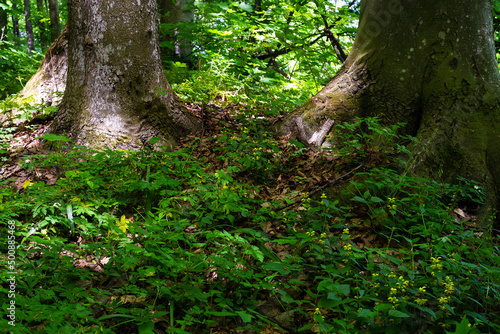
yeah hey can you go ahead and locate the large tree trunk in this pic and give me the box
[282,0,500,222]
[50,0,200,150]
[48,0,59,43]
[158,0,194,62]
[24,0,34,53]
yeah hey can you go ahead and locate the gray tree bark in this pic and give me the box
[24,0,34,53]
[50,0,200,150]
[48,0,59,42]
[158,0,194,61]
[281,0,500,223]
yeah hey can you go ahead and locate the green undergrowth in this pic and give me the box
[0,117,499,333]
[165,54,316,113]
[0,41,43,100]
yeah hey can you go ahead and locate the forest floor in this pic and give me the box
[1,103,499,333]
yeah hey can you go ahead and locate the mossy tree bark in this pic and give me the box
[51,0,200,150]
[283,0,500,222]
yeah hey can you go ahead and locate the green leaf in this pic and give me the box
[238,3,254,12]
[38,134,71,142]
[335,284,351,296]
[444,316,476,334]
[388,309,410,318]
[352,196,367,204]
[138,322,155,334]
[236,310,254,323]
[357,308,373,317]
[374,303,393,312]
[243,245,264,262]
[370,196,384,203]
[262,262,290,275]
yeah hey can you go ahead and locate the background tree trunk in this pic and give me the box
[48,0,59,42]
[0,0,7,42]
[282,0,500,223]
[24,0,34,53]
[158,0,194,62]
[35,0,48,49]
[12,1,20,44]
[51,0,200,150]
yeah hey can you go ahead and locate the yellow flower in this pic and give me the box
[388,296,398,304]
[343,244,351,251]
[438,296,451,304]
[321,193,327,199]
[314,308,321,315]
[116,215,129,233]
[419,286,426,293]
[320,232,326,239]
[415,298,427,306]
[343,228,349,235]
[22,179,34,189]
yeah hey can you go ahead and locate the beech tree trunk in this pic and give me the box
[50,0,200,150]
[158,0,194,62]
[282,0,500,222]
[24,0,34,53]
[48,0,59,42]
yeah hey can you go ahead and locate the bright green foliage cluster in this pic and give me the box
[0,117,498,333]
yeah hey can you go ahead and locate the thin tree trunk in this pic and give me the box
[36,0,48,49]
[48,0,59,42]
[24,0,35,53]
[12,1,20,45]
[0,1,7,44]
